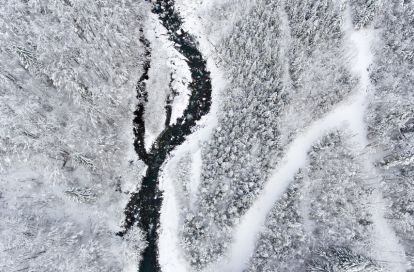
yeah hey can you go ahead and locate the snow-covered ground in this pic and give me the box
[156,1,231,271]
[143,13,192,150]
[2,0,413,271]
[0,1,148,271]
[164,0,414,271]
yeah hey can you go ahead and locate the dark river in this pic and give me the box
[119,1,212,271]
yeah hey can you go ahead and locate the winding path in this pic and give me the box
[118,1,212,271]
[216,8,408,272]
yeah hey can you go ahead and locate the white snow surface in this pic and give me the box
[155,2,410,271]
[158,165,191,272]
[189,149,203,210]
[158,1,231,272]
[219,92,364,272]
[343,9,409,272]
[144,14,192,150]
[212,7,409,272]
[0,1,147,270]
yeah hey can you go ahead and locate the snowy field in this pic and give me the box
[1,0,413,271]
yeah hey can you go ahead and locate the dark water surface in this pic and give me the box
[119,1,212,271]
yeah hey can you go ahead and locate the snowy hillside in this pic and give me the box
[1,0,413,272]
[0,1,147,271]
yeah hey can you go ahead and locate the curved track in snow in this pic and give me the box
[215,6,408,272]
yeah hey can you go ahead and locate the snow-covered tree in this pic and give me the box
[0,1,148,271]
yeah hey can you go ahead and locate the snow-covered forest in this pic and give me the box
[1,0,413,271]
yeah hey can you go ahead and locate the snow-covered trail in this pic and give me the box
[215,7,408,272]
[158,2,408,272]
[343,10,409,272]
[218,90,366,272]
